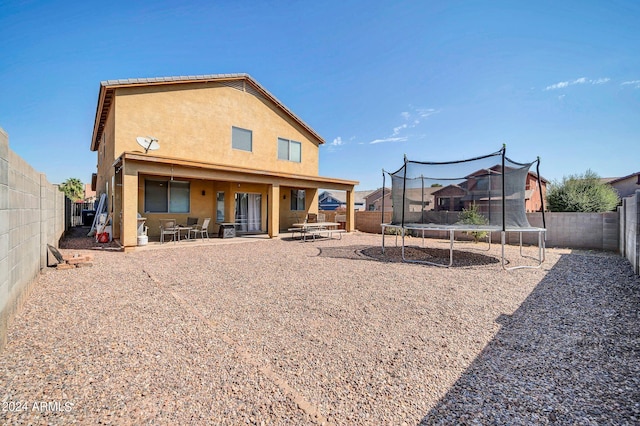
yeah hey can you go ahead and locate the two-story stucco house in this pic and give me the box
[90,73,358,250]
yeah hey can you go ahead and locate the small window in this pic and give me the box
[232,126,252,152]
[278,138,301,162]
[145,180,190,213]
[291,189,305,211]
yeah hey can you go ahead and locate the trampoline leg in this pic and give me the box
[449,230,454,267]
[503,229,547,270]
[381,225,386,254]
[519,232,523,257]
[501,231,506,270]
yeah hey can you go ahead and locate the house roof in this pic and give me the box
[319,190,371,204]
[606,172,640,185]
[364,187,391,203]
[465,165,549,184]
[90,73,325,151]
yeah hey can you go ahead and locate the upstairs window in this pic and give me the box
[232,126,252,152]
[278,138,301,162]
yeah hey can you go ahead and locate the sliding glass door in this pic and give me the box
[235,193,262,232]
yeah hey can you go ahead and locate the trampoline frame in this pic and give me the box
[381,224,546,270]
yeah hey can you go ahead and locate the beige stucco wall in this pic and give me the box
[92,79,357,248]
[112,83,320,176]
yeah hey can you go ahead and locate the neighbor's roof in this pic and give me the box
[606,171,640,184]
[90,73,324,151]
[319,190,372,204]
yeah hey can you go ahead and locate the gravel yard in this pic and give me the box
[1,232,638,425]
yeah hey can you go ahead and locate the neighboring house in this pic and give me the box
[84,183,96,203]
[433,185,466,211]
[318,190,370,211]
[433,166,547,213]
[603,172,640,199]
[90,73,358,249]
[364,187,392,211]
[405,186,440,212]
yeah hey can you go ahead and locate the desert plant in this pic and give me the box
[547,169,620,212]
[458,205,489,242]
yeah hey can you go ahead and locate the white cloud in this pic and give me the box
[326,136,346,152]
[369,137,408,145]
[417,108,439,118]
[392,124,408,135]
[545,81,570,90]
[367,107,440,146]
[545,77,611,90]
[622,80,640,89]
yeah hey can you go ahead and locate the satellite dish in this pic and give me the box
[136,136,160,153]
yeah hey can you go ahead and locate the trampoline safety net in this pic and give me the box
[385,147,544,230]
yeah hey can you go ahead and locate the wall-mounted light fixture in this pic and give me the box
[202,190,206,196]
[283,194,287,200]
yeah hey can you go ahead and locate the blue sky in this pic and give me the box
[1,0,638,190]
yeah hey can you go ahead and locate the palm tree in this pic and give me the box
[59,178,85,201]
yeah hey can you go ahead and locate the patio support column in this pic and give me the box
[121,162,139,251]
[346,188,355,231]
[268,184,279,238]
[307,188,319,214]
[224,182,235,223]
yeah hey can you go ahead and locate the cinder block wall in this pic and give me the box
[527,212,619,250]
[619,192,639,275]
[355,211,392,234]
[0,127,65,352]
[354,210,620,251]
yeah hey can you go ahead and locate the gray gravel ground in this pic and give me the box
[1,232,638,425]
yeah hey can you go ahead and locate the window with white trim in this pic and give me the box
[278,138,301,162]
[232,126,252,152]
[145,180,190,213]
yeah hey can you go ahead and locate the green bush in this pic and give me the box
[547,169,620,212]
[458,205,489,243]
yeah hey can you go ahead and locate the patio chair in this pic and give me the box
[307,213,318,223]
[189,217,211,239]
[317,212,326,222]
[159,219,179,244]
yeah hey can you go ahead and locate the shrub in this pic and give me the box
[547,169,620,212]
[458,205,489,243]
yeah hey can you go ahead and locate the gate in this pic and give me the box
[70,201,95,227]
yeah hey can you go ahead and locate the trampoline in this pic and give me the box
[381,145,546,270]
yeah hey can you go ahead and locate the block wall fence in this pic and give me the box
[0,127,65,352]
[619,191,640,275]
[351,210,626,256]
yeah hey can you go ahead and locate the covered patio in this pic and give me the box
[111,152,358,250]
